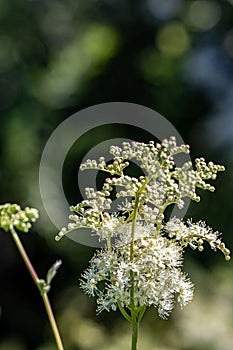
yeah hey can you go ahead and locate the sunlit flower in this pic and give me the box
[57,137,230,320]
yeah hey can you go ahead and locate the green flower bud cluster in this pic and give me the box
[0,203,39,233]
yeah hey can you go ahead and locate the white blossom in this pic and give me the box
[57,137,230,320]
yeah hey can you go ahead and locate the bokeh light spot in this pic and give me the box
[186,0,221,31]
[147,0,182,20]
[139,50,177,83]
[31,24,119,107]
[157,22,190,57]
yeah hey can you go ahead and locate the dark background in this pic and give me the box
[0,1,233,349]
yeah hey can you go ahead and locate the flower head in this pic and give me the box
[80,224,194,318]
[0,203,39,233]
[57,137,230,319]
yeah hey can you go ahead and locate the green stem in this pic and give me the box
[41,292,65,350]
[129,180,149,350]
[131,317,138,350]
[10,226,65,350]
[137,305,147,323]
[129,195,139,345]
[117,302,132,323]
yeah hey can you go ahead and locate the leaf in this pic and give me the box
[46,260,62,286]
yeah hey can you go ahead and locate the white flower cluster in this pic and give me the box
[165,218,230,260]
[0,203,39,233]
[80,223,194,319]
[56,137,230,319]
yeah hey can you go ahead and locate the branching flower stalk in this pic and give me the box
[56,137,230,350]
[0,204,64,350]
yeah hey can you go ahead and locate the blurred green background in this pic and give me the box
[0,0,233,349]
